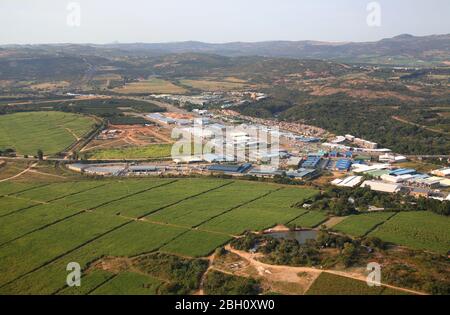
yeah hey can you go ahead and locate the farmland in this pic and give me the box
[368,211,450,254]
[332,212,397,237]
[179,79,249,91]
[0,178,318,294]
[113,78,187,94]
[0,111,97,155]
[306,273,410,295]
[288,211,328,229]
[86,143,173,160]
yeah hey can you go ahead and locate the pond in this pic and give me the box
[265,230,318,245]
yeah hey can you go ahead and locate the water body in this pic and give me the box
[266,230,318,245]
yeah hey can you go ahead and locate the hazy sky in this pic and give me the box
[0,0,449,44]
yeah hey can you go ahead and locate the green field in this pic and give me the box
[0,111,96,155]
[200,188,317,235]
[87,144,173,160]
[333,212,396,237]
[368,211,450,254]
[306,273,410,295]
[113,78,187,94]
[88,272,162,295]
[0,178,319,294]
[288,211,328,228]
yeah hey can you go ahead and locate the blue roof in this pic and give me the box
[389,168,416,176]
[335,159,352,170]
[208,163,252,174]
[301,155,321,168]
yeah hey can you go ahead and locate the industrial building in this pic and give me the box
[335,159,352,171]
[301,155,322,169]
[431,168,450,177]
[331,176,363,188]
[207,163,252,174]
[361,180,403,193]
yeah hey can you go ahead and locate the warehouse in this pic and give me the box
[431,168,450,177]
[361,180,402,193]
[208,163,252,174]
[331,175,363,188]
[335,159,352,171]
[389,168,416,176]
[301,155,322,169]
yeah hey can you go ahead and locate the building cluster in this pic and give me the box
[332,163,450,201]
[150,91,267,109]
[345,134,378,150]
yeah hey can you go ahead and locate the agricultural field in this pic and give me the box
[306,273,410,295]
[179,79,249,91]
[0,111,96,155]
[332,212,396,237]
[86,143,173,160]
[288,211,328,229]
[368,211,450,255]
[200,187,318,235]
[0,178,321,294]
[88,272,162,295]
[113,78,187,94]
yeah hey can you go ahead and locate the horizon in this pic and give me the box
[1,0,449,45]
[1,32,448,47]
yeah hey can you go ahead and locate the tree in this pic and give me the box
[37,149,44,160]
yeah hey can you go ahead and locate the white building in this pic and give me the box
[362,180,402,193]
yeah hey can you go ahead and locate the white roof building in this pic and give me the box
[332,176,363,188]
[362,180,402,193]
[431,168,450,177]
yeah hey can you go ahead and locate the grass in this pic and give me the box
[96,179,226,218]
[289,211,328,228]
[0,111,96,155]
[89,272,162,295]
[87,144,173,160]
[332,212,396,237]
[147,181,276,227]
[0,196,40,217]
[180,79,248,91]
[368,211,450,255]
[306,273,409,295]
[1,177,444,295]
[113,78,187,94]
[57,270,114,295]
[200,187,318,235]
[161,230,232,258]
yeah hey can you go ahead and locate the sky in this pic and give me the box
[0,0,449,44]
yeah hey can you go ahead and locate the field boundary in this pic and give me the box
[362,212,399,237]
[138,181,235,219]
[0,180,179,248]
[193,188,284,229]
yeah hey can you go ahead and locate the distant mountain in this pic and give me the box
[97,34,450,65]
[1,34,449,66]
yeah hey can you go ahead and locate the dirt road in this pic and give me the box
[226,245,426,295]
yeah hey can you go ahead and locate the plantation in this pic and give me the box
[332,212,396,237]
[288,211,328,228]
[0,111,96,155]
[113,78,187,94]
[1,176,446,295]
[306,273,409,295]
[200,188,318,235]
[0,178,319,294]
[88,272,162,295]
[369,211,450,254]
[87,143,173,160]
